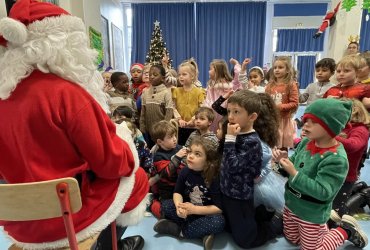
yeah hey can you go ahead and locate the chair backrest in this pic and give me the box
[0,178,82,221]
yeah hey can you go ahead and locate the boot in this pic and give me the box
[351,181,368,195]
[153,219,181,237]
[360,187,370,208]
[118,235,144,250]
[203,234,214,250]
[345,192,367,215]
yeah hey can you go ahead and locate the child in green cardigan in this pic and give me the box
[273,98,368,249]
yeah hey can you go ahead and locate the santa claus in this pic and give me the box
[0,0,148,249]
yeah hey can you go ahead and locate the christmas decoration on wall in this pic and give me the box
[145,20,172,68]
[342,0,357,12]
[313,1,341,39]
[363,0,370,16]
[348,34,360,44]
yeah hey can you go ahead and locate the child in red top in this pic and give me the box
[323,55,370,108]
[332,98,370,217]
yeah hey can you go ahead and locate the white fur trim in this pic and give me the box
[116,196,147,227]
[115,122,140,173]
[27,15,85,39]
[0,17,28,45]
[3,123,142,249]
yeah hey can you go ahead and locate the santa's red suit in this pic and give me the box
[0,0,148,249]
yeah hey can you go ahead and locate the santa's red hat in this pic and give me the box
[0,0,69,47]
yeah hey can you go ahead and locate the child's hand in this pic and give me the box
[279,158,297,177]
[241,58,252,71]
[227,123,241,136]
[178,119,187,128]
[229,58,239,66]
[176,205,187,218]
[178,202,196,216]
[272,147,288,162]
[247,80,255,89]
[148,174,160,186]
[162,54,169,68]
[222,89,234,99]
[186,119,195,127]
[176,148,188,158]
[338,132,347,138]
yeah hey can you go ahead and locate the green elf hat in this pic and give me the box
[302,98,352,138]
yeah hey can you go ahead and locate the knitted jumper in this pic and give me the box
[220,132,262,200]
[140,84,174,136]
[299,81,335,104]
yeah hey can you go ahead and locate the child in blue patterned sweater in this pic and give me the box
[220,90,282,248]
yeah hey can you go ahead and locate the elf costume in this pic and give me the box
[0,0,148,249]
[283,98,367,249]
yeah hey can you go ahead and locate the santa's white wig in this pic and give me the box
[0,15,109,112]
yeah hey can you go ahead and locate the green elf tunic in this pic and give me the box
[285,138,349,224]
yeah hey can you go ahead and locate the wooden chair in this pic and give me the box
[0,178,118,250]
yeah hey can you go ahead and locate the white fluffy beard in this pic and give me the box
[0,15,109,113]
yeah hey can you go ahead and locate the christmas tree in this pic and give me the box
[145,20,172,68]
[342,0,357,12]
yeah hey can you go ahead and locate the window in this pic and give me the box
[122,4,132,72]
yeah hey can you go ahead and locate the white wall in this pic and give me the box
[327,0,363,62]
[100,0,126,71]
[60,0,125,71]
[272,16,324,29]
[0,0,6,18]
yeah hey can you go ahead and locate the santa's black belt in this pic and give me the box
[286,183,326,204]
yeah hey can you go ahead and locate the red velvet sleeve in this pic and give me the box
[67,101,135,179]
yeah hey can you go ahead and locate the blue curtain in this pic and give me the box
[131,2,266,86]
[131,3,195,69]
[277,29,324,52]
[196,2,266,85]
[297,56,316,89]
[360,9,369,51]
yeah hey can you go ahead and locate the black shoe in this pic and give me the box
[203,234,214,250]
[341,215,368,248]
[153,219,181,237]
[345,192,368,214]
[360,187,370,205]
[269,211,284,236]
[118,235,144,250]
[255,204,275,222]
[352,182,368,195]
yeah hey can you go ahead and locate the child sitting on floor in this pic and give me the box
[154,137,225,250]
[149,120,187,218]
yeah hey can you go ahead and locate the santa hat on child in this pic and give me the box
[130,63,144,72]
[302,98,352,138]
[0,0,70,47]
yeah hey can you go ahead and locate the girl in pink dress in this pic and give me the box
[203,59,234,132]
